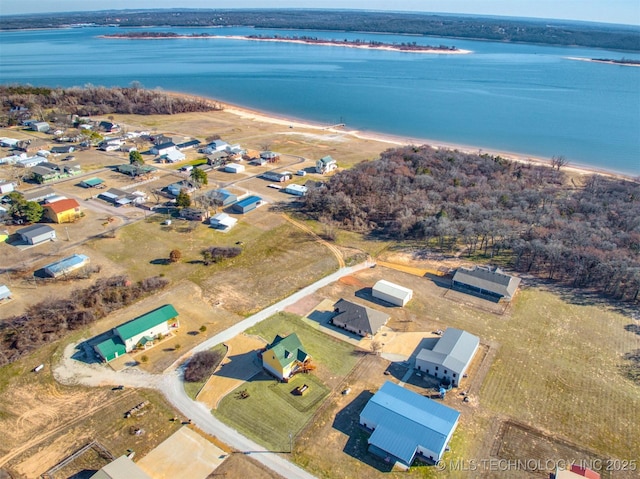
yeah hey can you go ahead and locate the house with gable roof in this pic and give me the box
[262,333,310,380]
[332,298,390,337]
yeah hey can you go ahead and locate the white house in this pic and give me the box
[16,156,48,168]
[315,155,337,174]
[162,149,186,163]
[151,142,177,156]
[0,181,15,195]
[284,184,308,196]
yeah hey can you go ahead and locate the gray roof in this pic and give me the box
[361,381,459,465]
[90,455,151,479]
[333,299,390,336]
[23,187,56,202]
[452,265,521,300]
[17,224,55,239]
[416,328,479,374]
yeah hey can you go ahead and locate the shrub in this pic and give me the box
[169,249,182,263]
[184,350,225,382]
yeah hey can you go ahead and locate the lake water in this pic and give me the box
[1,26,639,174]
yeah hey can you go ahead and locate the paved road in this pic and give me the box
[55,260,373,479]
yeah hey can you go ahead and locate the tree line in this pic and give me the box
[0,275,169,366]
[0,84,221,120]
[2,10,638,51]
[303,145,640,302]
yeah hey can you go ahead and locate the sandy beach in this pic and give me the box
[165,90,635,181]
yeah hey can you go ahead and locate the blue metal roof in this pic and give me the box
[235,195,261,208]
[43,254,89,275]
[360,381,460,465]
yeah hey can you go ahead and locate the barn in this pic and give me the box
[17,224,56,245]
[43,254,90,278]
[224,163,245,174]
[360,381,459,467]
[232,195,262,214]
[372,280,413,306]
[452,265,521,302]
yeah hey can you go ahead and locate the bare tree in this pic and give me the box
[551,155,569,170]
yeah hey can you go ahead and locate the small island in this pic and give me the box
[102,31,470,54]
[567,56,640,67]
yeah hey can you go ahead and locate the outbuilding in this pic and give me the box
[17,224,56,245]
[43,254,90,278]
[372,280,413,307]
[0,285,12,302]
[30,121,50,132]
[360,381,460,467]
[415,328,479,387]
[209,212,238,231]
[80,177,105,188]
[209,189,237,206]
[232,195,262,214]
[284,184,308,196]
[452,265,521,302]
[224,163,245,174]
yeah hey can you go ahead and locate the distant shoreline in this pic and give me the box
[566,56,640,67]
[100,33,472,54]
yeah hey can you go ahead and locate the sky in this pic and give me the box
[1,0,639,26]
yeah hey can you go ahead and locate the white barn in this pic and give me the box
[224,163,245,174]
[372,280,413,306]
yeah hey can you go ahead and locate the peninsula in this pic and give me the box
[102,31,468,54]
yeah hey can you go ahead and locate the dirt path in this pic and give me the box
[376,260,441,277]
[282,214,345,268]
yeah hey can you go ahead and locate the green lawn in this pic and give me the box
[214,371,330,452]
[246,312,359,376]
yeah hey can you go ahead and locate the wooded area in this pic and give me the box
[0,85,221,118]
[1,10,638,51]
[0,275,169,365]
[303,146,640,302]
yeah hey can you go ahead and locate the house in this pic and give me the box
[332,299,390,337]
[452,265,521,302]
[50,145,75,155]
[94,304,180,362]
[206,151,230,167]
[0,230,8,241]
[43,198,82,223]
[151,142,177,156]
[98,139,123,151]
[176,139,201,150]
[162,149,186,163]
[119,144,138,153]
[232,195,262,214]
[31,163,73,184]
[262,333,310,380]
[167,181,197,197]
[80,177,105,188]
[42,254,89,278]
[0,181,15,195]
[30,121,50,132]
[203,139,229,153]
[555,465,601,479]
[209,189,237,206]
[17,224,56,245]
[262,171,292,182]
[16,155,47,168]
[98,120,120,133]
[0,153,27,165]
[372,280,413,307]
[0,285,12,302]
[0,137,20,148]
[23,187,56,203]
[224,163,245,174]
[260,151,279,162]
[99,188,145,206]
[284,184,308,196]
[415,328,479,387]
[16,138,49,153]
[209,212,238,231]
[44,195,68,204]
[89,455,152,479]
[179,208,209,221]
[315,155,337,174]
[359,381,460,467]
[115,164,157,177]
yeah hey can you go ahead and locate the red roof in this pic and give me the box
[570,465,600,479]
[45,198,80,214]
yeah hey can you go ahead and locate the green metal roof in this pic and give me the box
[116,304,178,341]
[265,333,309,369]
[95,336,126,360]
[82,177,104,186]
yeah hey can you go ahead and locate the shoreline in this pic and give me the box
[101,34,471,54]
[565,56,640,67]
[166,91,636,180]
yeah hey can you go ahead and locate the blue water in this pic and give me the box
[1,26,639,174]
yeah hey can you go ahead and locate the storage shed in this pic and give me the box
[224,163,245,174]
[43,254,90,278]
[360,381,459,467]
[232,195,262,214]
[285,184,308,196]
[80,177,105,188]
[209,213,238,231]
[0,285,12,301]
[372,280,413,307]
[17,224,56,245]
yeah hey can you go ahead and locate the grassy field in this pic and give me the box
[87,212,338,315]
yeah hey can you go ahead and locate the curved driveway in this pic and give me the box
[55,261,372,479]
